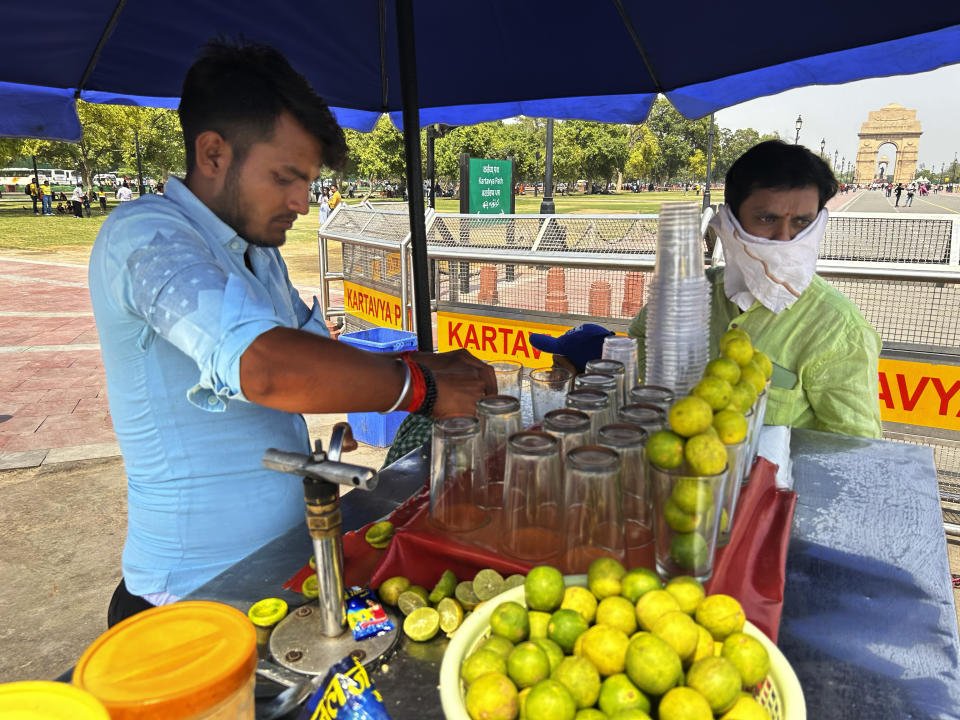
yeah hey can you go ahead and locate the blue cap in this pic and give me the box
[529,323,616,372]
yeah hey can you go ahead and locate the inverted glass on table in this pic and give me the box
[561,445,625,573]
[529,366,573,423]
[500,432,563,563]
[429,416,488,532]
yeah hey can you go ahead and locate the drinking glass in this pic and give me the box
[565,389,612,441]
[602,336,640,400]
[500,432,563,562]
[477,395,522,510]
[598,424,651,550]
[562,446,625,573]
[618,402,667,435]
[717,438,749,547]
[574,372,620,415]
[743,380,772,484]
[490,360,522,399]
[529,367,573,423]
[585,359,626,411]
[429,416,488,532]
[648,460,728,583]
[628,385,675,413]
[542,408,591,462]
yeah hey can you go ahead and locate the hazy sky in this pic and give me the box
[714,63,960,175]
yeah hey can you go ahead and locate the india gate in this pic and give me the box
[854,103,922,184]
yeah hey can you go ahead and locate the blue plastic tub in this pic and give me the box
[339,328,418,447]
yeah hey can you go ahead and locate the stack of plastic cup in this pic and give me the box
[601,336,639,403]
[644,202,710,395]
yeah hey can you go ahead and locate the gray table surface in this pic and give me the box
[187,430,960,719]
[780,429,960,720]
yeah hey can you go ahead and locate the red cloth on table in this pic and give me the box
[285,457,796,642]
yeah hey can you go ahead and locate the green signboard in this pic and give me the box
[468,158,512,214]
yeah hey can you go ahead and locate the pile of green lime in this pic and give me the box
[377,567,525,642]
[461,558,773,720]
[646,328,773,569]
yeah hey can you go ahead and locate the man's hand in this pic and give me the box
[413,349,497,397]
[430,369,491,418]
[325,318,341,339]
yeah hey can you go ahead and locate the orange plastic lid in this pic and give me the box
[0,681,110,719]
[73,601,256,720]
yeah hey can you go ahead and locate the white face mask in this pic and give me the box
[710,203,827,314]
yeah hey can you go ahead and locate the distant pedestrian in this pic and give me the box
[328,184,342,211]
[117,183,133,202]
[318,187,331,225]
[71,183,85,218]
[28,177,40,214]
[894,183,903,206]
[905,183,915,207]
[40,179,53,215]
[87,186,98,216]
[99,185,108,212]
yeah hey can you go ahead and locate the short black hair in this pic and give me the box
[178,39,347,175]
[725,140,838,219]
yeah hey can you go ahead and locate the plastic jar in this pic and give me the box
[73,601,257,719]
[0,680,110,719]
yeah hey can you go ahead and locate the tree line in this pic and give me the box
[0,102,183,188]
[345,99,779,191]
[1,98,778,191]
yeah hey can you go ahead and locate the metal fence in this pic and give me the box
[319,208,960,533]
[319,204,419,332]
[821,212,958,264]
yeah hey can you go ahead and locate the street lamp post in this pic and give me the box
[703,112,715,211]
[820,139,825,158]
[426,125,436,209]
[534,150,540,197]
[540,118,555,215]
[794,115,803,144]
[833,150,839,172]
[134,128,145,197]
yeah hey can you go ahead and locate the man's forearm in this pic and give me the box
[240,327,407,414]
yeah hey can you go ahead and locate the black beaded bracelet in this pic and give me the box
[414,362,437,417]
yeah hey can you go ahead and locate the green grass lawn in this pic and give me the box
[0,190,722,254]
[0,201,113,251]
[431,190,723,215]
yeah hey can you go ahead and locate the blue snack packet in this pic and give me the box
[345,586,394,640]
[297,655,392,720]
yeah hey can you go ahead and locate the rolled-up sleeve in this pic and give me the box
[804,323,883,439]
[118,231,282,411]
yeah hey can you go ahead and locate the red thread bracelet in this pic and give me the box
[402,356,426,413]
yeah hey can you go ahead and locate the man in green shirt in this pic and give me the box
[630,140,882,439]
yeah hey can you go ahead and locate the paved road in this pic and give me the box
[834,188,960,214]
[0,253,374,471]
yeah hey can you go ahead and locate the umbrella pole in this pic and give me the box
[395,0,433,351]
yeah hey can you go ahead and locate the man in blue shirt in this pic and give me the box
[89,40,494,626]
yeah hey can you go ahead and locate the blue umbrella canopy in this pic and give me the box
[1,1,959,140]
[4,0,958,348]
